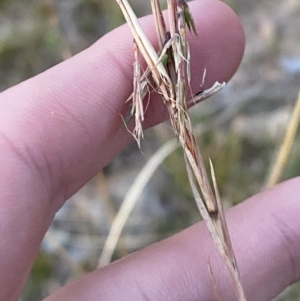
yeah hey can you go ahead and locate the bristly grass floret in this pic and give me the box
[115,0,246,299]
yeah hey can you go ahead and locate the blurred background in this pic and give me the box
[0,0,299,300]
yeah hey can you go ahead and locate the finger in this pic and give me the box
[0,0,244,299]
[0,0,245,206]
[44,177,300,301]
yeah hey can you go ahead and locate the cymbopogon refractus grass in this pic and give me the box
[115,0,246,299]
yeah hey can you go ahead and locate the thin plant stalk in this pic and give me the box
[150,0,166,48]
[98,139,178,267]
[266,88,300,188]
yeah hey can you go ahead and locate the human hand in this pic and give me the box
[0,0,299,300]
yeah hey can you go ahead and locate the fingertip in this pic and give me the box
[143,0,245,128]
[188,0,245,88]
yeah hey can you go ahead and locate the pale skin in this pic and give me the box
[0,0,299,300]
